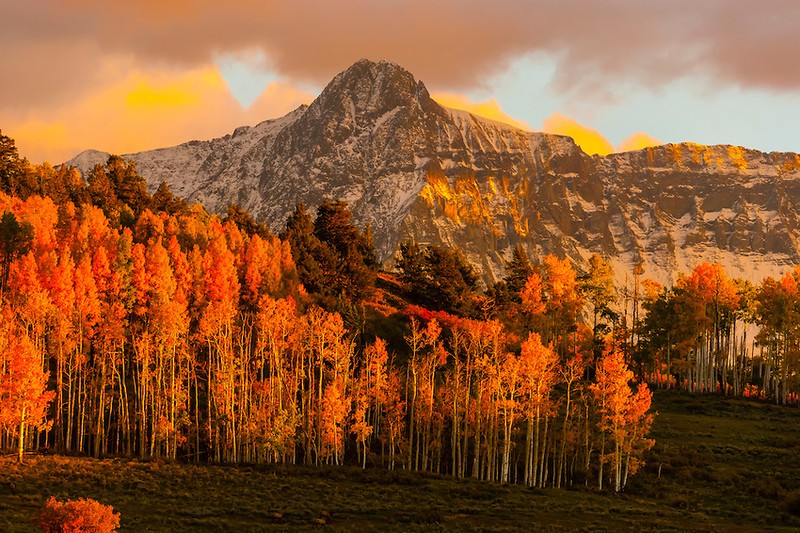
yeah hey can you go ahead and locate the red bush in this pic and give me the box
[35,496,120,533]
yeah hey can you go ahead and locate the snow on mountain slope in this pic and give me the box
[66,60,800,287]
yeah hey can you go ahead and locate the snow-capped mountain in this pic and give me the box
[67,59,800,287]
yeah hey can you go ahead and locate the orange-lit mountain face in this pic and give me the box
[68,60,800,286]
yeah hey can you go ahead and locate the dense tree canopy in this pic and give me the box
[0,170,657,489]
[4,129,798,493]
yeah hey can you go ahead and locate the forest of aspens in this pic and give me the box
[1,132,799,497]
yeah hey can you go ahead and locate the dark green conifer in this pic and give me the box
[0,211,33,296]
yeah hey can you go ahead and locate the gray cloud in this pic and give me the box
[4,0,800,112]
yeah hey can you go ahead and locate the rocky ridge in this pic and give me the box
[68,59,800,287]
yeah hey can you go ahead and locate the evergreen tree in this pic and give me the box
[0,131,30,197]
[506,245,536,296]
[104,156,150,214]
[152,181,189,216]
[489,244,537,321]
[223,202,271,238]
[580,254,618,364]
[397,241,427,291]
[282,201,376,302]
[425,245,479,316]
[314,199,377,301]
[639,283,680,386]
[397,242,479,316]
[0,211,33,296]
[281,203,330,296]
[87,156,151,217]
[314,200,376,266]
[86,164,120,214]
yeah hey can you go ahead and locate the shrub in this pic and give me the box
[781,489,800,516]
[749,478,783,500]
[35,496,120,533]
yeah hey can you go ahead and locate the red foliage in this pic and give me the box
[403,304,459,329]
[35,496,120,533]
[0,322,55,462]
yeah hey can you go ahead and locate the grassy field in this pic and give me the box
[2,390,800,531]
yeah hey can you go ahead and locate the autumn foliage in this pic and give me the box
[0,309,55,462]
[36,496,120,533]
[3,142,796,494]
[0,171,662,490]
[592,350,654,491]
[21,142,796,492]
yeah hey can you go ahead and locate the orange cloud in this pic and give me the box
[3,65,314,165]
[617,132,662,152]
[542,112,614,156]
[124,73,213,109]
[431,93,531,131]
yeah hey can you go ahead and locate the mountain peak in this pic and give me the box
[64,59,800,289]
[310,59,436,121]
[64,149,110,173]
[336,58,416,85]
[348,58,409,74]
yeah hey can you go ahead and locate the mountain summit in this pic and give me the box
[67,59,800,285]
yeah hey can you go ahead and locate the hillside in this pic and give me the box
[2,390,798,531]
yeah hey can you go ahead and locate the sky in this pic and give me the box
[3,1,800,164]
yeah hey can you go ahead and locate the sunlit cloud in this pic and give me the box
[432,93,531,131]
[3,64,314,164]
[9,122,72,165]
[124,73,215,109]
[617,132,662,152]
[429,99,661,157]
[542,113,614,156]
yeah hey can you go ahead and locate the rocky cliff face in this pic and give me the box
[68,60,800,286]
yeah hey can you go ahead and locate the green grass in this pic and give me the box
[2,390,800,531]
